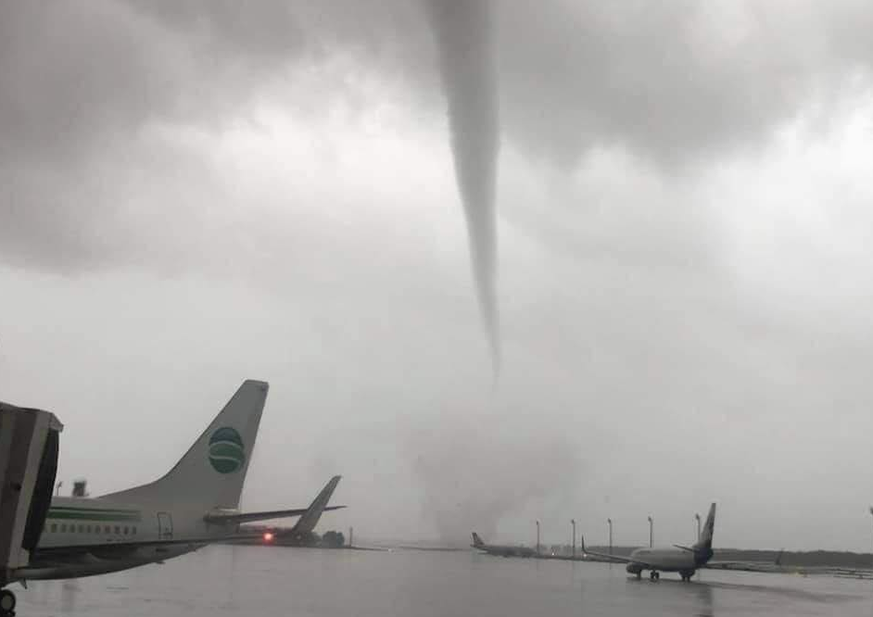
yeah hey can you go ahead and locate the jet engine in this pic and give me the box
[625,563,643,575]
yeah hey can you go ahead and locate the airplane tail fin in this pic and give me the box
[471,532,484,548]
[291,475,342,534]
[102,380,269,509]
[694,502,716,550]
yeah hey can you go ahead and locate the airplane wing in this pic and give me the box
[205,476,346,525]
[702,560,775,571]
[204,505,346,525]
[700,560,846,574]
[702,549,788,573]
[580,535,653,567]
[582,548,637,564]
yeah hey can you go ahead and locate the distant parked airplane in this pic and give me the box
[471,532,537,558]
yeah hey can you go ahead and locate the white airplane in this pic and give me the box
[581,503,716,582]
[1,380,343,614]
[470,532,537,558]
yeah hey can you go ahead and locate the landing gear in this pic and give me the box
[649,570,660,581]
[680,570,695,582]
[0,588,16,616]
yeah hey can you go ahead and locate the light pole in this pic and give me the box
[869,507,873,567]
[647,516,653,548]
[536,520,540,556]
[571,519,576,558]
[695,513,701,543]
[55,481,63,496]
[607,518,613,555]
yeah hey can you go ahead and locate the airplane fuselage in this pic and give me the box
[17,496,237,581]
[624,547,700,573]
[475,544,536,558]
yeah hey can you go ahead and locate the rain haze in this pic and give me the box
[4,0,873,555]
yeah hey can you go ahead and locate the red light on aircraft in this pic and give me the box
[263,532,274,542]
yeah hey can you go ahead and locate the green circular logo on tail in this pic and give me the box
[208,427,246,474]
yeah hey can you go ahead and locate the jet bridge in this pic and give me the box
[0,402,63,614]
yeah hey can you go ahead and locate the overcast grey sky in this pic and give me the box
[3,0,873,551]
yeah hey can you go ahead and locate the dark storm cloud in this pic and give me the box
[494,2,873,167]
[0,1,173,165]
[3,1,872,168]
[4,1,873,271]
[124,1,873,167]
[0,0,423,270]
[0,1,189,268]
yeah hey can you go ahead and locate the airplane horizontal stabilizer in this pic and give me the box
[204,505,346,525]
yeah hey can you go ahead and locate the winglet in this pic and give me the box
[291,475,343,534]
[673,544,695,552]
[580,534,586,554]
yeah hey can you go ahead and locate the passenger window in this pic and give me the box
[60,524,67,533]
[114,526,120,535]
[123,526,129,535]
[96,526,101,534]
[104,525,110,534]
[50,523,57,533]
[86,525,92,533]
[132,527,137,535]
[78,524,84,533]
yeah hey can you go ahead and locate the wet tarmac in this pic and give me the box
[13,544,873,616]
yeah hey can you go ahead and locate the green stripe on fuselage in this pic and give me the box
[50,506,139,513]
[47,512,142,521]
[48,507,142,521]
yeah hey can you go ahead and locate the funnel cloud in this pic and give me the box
[425,0,501,373]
